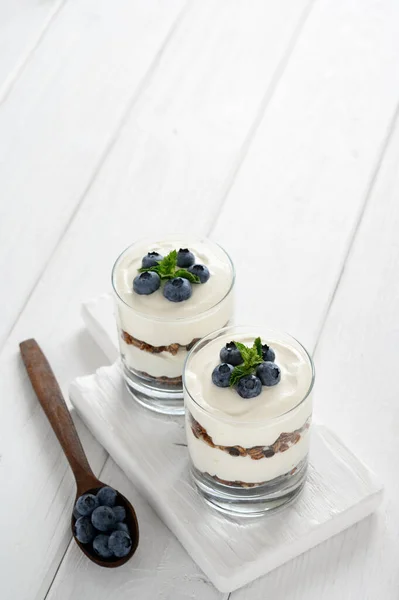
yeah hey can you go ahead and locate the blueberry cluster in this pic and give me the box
[133,248,210,302]
[212,341,281,399]
[73,487,132,559]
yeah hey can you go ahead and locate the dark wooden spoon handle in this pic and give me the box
[20,339,99,494]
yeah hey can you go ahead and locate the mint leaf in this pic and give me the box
[139,250,177,278]
[175,269,200,284]
[234,341,252,363]
[139,264,161,274]
[159,249,177,275]
[230,364,254,387]
[247,346,263,366]
[228,338,263,386]
[254,337,263,359]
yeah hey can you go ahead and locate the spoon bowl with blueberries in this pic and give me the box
[20,339,139,567]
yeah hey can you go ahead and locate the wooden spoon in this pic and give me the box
[20,338,139,567]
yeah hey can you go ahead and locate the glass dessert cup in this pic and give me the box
[112,236,235,416]
[183,326,315,516]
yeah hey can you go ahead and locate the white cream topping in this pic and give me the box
[113,238,233,319]
[185,335,313,421]
[113,237,234,349]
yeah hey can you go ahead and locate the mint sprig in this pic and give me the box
[175,269,199,283]
[230,337,263,387]
[139,250,200,283]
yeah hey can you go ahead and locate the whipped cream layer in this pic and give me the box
[121,339,187,378]
[186,422,310,483]
[113,237,234,347]
[184,330,313,483]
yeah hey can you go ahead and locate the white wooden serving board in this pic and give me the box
[69,297,383,593]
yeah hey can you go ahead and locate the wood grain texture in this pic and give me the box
[308,111,399,599]
[0,0,186,349]
[0,0,66,101]
[19,338,140,568]
[68,361,382,593]
[211,0,399,351]
[230,72,399,600]
[1,0,399,597]
[47,459,227,600]
[0,2,316,598]
[20,339,98,490]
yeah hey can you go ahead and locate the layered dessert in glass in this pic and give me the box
[112,236,235,414]
[183,326,314,515]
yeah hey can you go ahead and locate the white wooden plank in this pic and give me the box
[45,0,399,593]
[46,459,227,600]
[0,2,315,598]
[211,0,399,353]
[0,0,65,100]
[305,110,399,600]
[230,72,399,600]
[0,0,186,349]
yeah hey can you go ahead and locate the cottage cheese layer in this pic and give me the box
[112,237,234,380]
[184,330,314,484]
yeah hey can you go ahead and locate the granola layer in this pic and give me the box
[137,369,182,387]
[190,414,310,460]
[122,330,199,355]
[208,465,299,488]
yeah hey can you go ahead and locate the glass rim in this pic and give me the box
[111,235,235,322]
[183,325,315,424]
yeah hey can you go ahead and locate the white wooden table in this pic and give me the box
[1,1,399,598]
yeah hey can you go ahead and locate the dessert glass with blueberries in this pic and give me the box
[112,236,235,415]
[73,486,136,562]
[183,325,315,516]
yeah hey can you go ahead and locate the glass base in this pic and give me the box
[123,363,185,416]
[191,458,308,517]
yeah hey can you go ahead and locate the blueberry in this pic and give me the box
[163,277,192,302]
[262,344,276,362]
[187,264,210,283]
[141,251,163,269]
[212,363,234,387]
[236,375,262,399]
[115,522,129,533]
[91,506,116,532]
[75,493,99,517]
[256,362,281,386]
[176,248,195,268]
[113,506,126,523]
[97,486,118,507]
[73,506,81,520]
[75,516,95,544]
[220,342,243,366]
[108,530,133,558]
[133,271,160,295]
[93,534,113,558]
